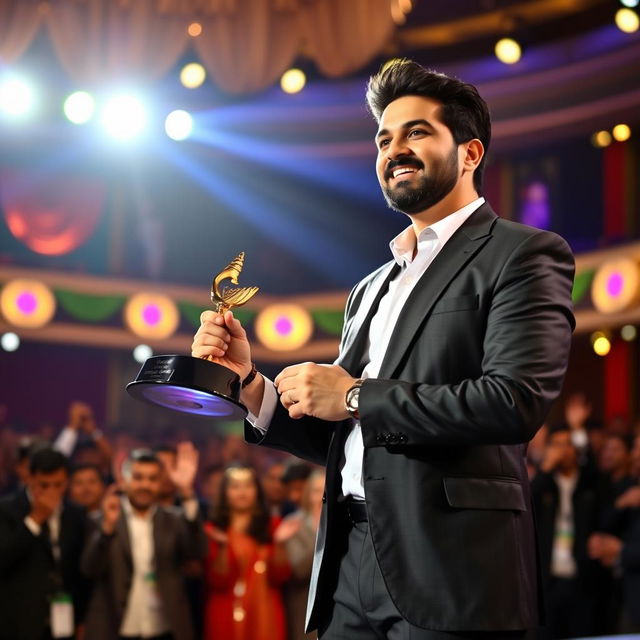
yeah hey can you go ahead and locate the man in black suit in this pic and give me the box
[192,59,575,638]
[81,445,205,640]
[0,447,88,640]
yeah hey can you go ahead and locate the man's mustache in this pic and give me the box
[384,156,424,180]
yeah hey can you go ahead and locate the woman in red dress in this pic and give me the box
[204,464,291,640]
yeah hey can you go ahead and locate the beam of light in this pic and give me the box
[165,110,193,140]
[189,127,380,204]
[63,91,96,125]
[152,141,370,286]
[101,94,147,140]
[0,76,34,116]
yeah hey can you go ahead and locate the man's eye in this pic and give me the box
[408,129,426,137]
[378,139,390,149]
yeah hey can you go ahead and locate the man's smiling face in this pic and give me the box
[375,95,461,215]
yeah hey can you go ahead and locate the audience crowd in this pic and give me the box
[0,395,639,640]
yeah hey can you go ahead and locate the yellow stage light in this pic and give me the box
[615,8,639,33]
[255,304,313,351]
[180,63,206,89]
[280,69,306,94]
[0,279,56,328]
[612,124,631,142]
[495,38,522,64]
[591,130,612,148]
[188,22,202,37]
[593,336,611,357]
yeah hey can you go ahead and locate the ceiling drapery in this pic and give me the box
[0,1,45,64]
[0,0,396,93]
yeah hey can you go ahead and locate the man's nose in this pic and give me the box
[386,136,412,160]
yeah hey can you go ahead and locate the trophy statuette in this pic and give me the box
[126,253,259,418]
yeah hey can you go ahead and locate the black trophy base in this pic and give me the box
[126,355,247,419]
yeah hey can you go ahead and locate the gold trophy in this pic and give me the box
[127,253,259,418]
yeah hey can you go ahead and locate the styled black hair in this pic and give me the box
[29,448,69,475]
[281,461,313,484]
[366,59,491,193]
[122,448,161,479]
[70,463,105,481]
[152,444,177,457]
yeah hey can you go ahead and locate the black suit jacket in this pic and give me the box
[246,204,575,632]
[0,490,88,640]
[530,469,604,587]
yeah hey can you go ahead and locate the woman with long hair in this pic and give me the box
[203,464,290,640]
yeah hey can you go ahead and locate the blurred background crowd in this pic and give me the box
[0,394,639,640]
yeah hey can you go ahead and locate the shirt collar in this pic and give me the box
[389,197,485,267]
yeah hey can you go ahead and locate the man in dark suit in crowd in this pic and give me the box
[192,59,575,638]
[531,425,604,638]
[0,447,88,640]
[81,444,205,640]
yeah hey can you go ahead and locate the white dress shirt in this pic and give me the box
[119,499,171,638]
[249,198,485,499]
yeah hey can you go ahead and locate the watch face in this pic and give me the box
[347,387,359,410]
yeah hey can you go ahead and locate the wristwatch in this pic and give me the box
[345,379,364,420]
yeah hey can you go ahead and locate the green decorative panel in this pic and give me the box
[56,289,125,322]
[312,310,344,336]
[572,269,594,304]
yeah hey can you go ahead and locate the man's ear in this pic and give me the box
[462,138,484,174]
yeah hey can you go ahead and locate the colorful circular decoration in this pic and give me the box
[0,279,56,328]
[124,293,179,340]
[591,258,640,314]
[255,304,314,351]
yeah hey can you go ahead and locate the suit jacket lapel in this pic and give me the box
[378,204,498,379]
[337,261,400,377]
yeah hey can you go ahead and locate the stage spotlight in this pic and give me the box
[180,63,206,89]
[591,331,612,357]
[165,110,193,141]
[63,91,95,125]
[495,38,522,64]
[1,332,20,352]
[187,22,203,37]
[612,124,631,142]
[616,8,639,32]
[280,68,306,94]
[621,325,637,341]
[620,0,639,9]
[133,344,153,363]
[591,130,612,148]
[101,94,147,140]
[0,76,34,116]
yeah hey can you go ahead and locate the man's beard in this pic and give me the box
[382,147,459,215]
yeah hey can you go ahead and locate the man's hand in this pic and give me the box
[588,533,622,567]
[615,486,640,509]
[192,310,252,380]
[274,363,356,421]
[101,485,122,535]
[29,486,63,525]
[68,401,94,432]
[274,516,302,543]
[168,441,199,499]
